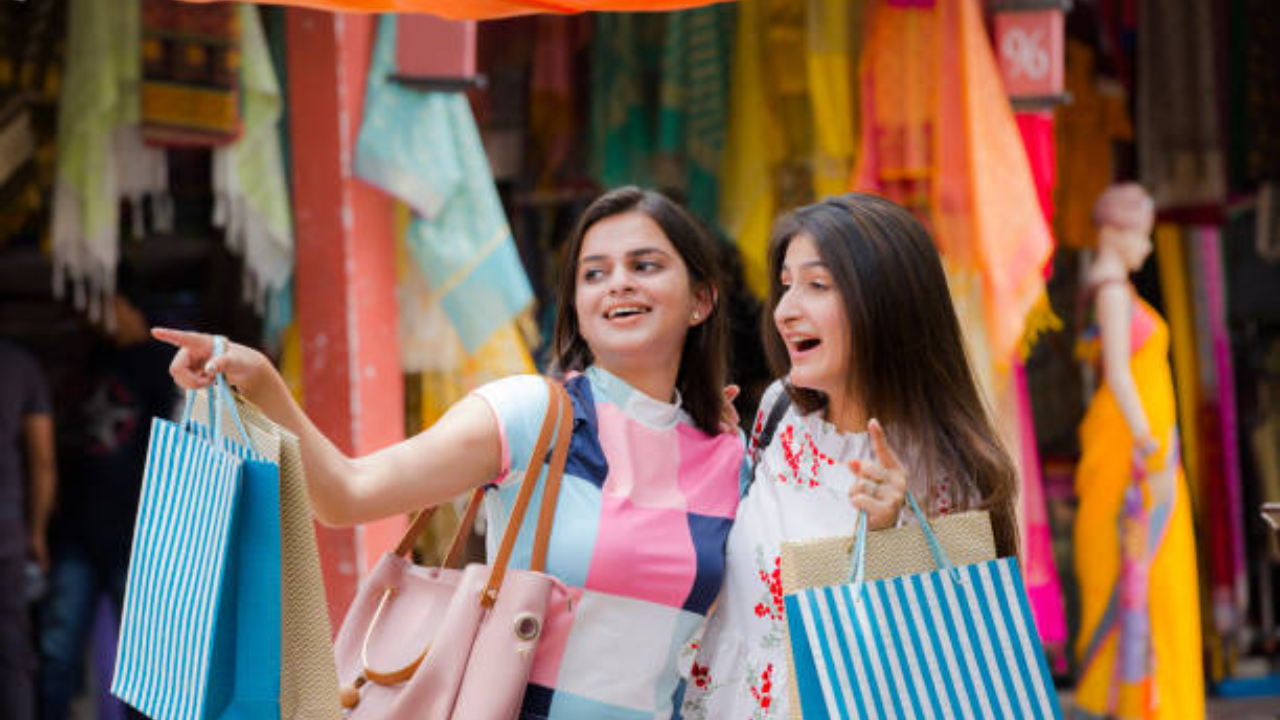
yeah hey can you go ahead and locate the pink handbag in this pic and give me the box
[334,379,574,718]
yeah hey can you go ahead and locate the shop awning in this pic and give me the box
[178,0,734,20]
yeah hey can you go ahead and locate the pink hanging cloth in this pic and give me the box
[1014,110,1069,661]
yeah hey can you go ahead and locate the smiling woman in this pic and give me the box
[553,186,727,435]
[682,193,1020,720]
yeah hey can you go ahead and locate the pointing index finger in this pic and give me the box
[151,327,213,354]
[868,418,903,470]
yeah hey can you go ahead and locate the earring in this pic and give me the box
[691,311,701,322]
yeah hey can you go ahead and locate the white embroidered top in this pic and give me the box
[680,381,968,720]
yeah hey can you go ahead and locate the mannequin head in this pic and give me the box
[1093,183,1155,271]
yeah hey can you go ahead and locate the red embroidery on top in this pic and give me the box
[691,661,711,688]
[750,663,775,717]
[775,425,824,488]
[754,556,785,621]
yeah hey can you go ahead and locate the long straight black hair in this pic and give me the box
[763,193,1020,558]
[552,186,728,435]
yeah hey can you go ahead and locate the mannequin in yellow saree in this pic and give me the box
[1073,184,1204,720]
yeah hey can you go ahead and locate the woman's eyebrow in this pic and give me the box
[580,247,671,264]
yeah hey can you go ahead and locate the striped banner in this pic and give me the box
[785,557,1063,720]
[111,416,243,720]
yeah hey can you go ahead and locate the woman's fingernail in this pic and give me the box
[204,361,216,373]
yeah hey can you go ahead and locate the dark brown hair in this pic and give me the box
[763,193,1019,558]
[552,186,728,435]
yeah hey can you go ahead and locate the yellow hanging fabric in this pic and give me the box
[718,0,780,297]
[804,0,864,200]
[1154,224,1202,508]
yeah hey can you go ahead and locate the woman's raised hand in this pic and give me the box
[847,418,909,531]
[719,384,741,434]
[151,328,270,393]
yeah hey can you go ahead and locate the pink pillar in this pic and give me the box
[286,9,407,629]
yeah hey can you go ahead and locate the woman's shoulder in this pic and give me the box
[471,374,553,423]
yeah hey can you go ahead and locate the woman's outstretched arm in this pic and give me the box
[153,328,502,526]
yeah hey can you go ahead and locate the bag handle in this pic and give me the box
[179,336,257,456]
[848,490,958,600]
[390,378,571,605]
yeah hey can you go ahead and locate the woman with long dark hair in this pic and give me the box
[155,186,746,720]
[683,193,1018,719]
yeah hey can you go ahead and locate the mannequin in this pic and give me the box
[1071,184,1204,720]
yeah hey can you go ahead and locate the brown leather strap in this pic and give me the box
[481,380,570,607]
[529,383,572,571]
[391,377,564,563]
[440,487,485,568]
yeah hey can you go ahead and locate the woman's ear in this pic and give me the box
[690,283,717,326]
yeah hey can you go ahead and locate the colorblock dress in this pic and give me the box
[473,367,747,720]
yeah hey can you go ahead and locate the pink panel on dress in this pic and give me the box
[584,495,696,608]
[676,425,743,519]
[596,403,687,510]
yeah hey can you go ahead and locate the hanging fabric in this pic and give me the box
[1153,225,1203,508]
[1194,227,1249,642]
[803,0,863,201]
[140,0,242,147]
[51,0,170,327]
[656,4,735,225]
[355,15,533,354]
[851,0,1053,372]
[175,0,735,20]
[717,0,807,297]
[1054,40,1132,249]
[212,3,295,347]
[1136,0,1226,209]
[589,13,663,190]
[528,16,589,189]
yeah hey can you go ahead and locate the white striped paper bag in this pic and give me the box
[111,413,243,720]
[784,557,1063,720]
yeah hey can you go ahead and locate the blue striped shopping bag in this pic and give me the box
[785,497,1063,720]
[112,367,281,720]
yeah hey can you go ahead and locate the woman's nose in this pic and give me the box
[774,289,799,323]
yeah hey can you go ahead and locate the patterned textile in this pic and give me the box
[52,0,170,327]
[589,12,663,191]
[140,0,241,146]
[851,0,1053,370]
[1054,40,1131,250]
[1136,0,1225,208]
[474,367,745,720]
[212,4,293,341]
[1192,227,1248,645]
[656,4,735,225]
[804,0,864,201]
[718,0,817,297]
[175,0,737,20]
[683,381,977,720]
[1073,290,1205,720]
[355,15,533,353]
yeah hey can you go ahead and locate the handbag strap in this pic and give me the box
[390,378,572,607]
[482,379,571,606]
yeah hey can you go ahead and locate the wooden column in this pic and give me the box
[285,9,406,628]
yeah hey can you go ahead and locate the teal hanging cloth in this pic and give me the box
[355,15,533,354]
[589,12,665,190]
[657,4,735,227]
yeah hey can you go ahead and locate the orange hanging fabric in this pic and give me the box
[177,0,733,21]
[851,0,1053,369]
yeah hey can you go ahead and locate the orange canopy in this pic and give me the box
[179,0,734,20]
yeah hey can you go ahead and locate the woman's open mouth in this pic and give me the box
[604,305,651,323]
